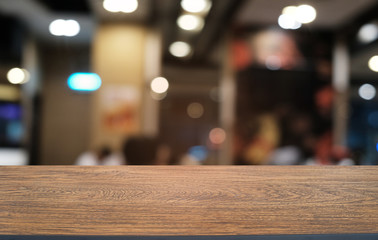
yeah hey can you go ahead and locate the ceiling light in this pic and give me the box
[64,20,80,37]
[169,41,191,58]
[177,14,204,31]
[49,19,66,36]
[358,23,378,43]
[295,4,316,24]
[7,68,30,84]
[150,77,169,94]
[282,6,297,16]
[368,56,378,72]
[49,19,80,37]
[103,0,138,13]
[359,84,376,100]
[278,14,301,30]
[181,0,211,13]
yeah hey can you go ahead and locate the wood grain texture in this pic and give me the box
[0,166,377,236]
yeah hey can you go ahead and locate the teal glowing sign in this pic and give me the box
[68,73,101,91]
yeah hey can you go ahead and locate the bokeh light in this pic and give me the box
[358,23,378,43]
[49,19,66,36]
[368,55,378,72]
[169,41,191,58]
[209,128,226,145]
[68,73,102,91]
[7,68,29,84]
[358,84,376,100]
[103,0,138,13]
[188,145,208,161]
[187,102,204,119]
[282,6,297,16]
[278,4,316,29]
[181,0,211,13]
[278,14,301,30]
[177,14,204,31]
[295,4,316,24]
[150,77,169,94]
[64,20,80,37]
[49,19,80,37]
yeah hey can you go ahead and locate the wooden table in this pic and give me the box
[0,166,377,236]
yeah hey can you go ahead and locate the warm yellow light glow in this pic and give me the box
[169,41,191,58]
[177,14,204,31]
[282,6,297,16]
[7,68,29,85]
[103,0,138,13]
[368,55,378,72]
[49,19,80,37]
[0,84,20,101]
[150,77,169,94]
[295,4,316,24]
[209,128,226,145]
[181,0,211,13]
[187,102,204,119]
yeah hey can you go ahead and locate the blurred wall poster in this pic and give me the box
[100,85,140,134]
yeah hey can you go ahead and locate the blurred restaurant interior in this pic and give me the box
[1,0,378,165]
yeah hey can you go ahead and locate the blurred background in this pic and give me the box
[1,0,378,165]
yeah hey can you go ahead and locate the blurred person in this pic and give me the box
[179,153,202,165]
[76,146,125,165]
[332,145,354,165]
[122,136,172,165]
[267,146,301,165]
[235,114,280,165]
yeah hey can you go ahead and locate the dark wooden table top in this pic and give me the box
[0,166,377,236]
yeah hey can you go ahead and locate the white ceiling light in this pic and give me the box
[49,19,80,37]
[295,4,316,24]
[64,20,80,37]
[368,55,378,72]
[49,19,66,36]
[278,4,316,29]
[103,0,138,13]
[7,68,30,85]
[359,84,376,100]
[358,23,378,43]
[169,41,191,58]
[278,14,301,30]
[177,14,204,31]
[150,77,169,94]
[181,0,211,13]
